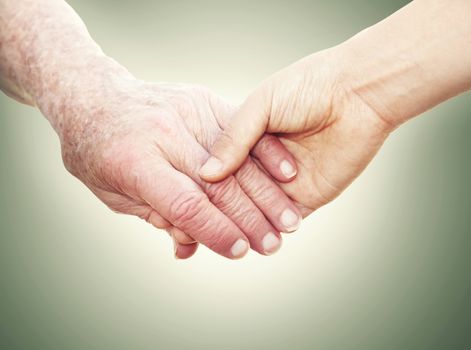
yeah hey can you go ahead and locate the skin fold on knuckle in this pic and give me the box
[170,191,238,253]
[203,229,237,254]
[234,161,273,203]
[203,178,245,216]
[168,190,209,232]
[221,195,260,231]
[233,159,257,182]
[205,173,269,235]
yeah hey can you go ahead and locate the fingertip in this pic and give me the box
[279,159,297,181]
[199,156,224,178]
[261,232,282,256]
[252,135,298,183]
[199,156,247,183]
[280,208,302,233]
[175,242,199,259]
[230,239,249,259]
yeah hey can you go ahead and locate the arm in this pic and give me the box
[200,0,471,215]
[0,0,130,107]
[0,0,138,179]
[342,0,471,127]
[0,0,201,256]
[0,0,301,258]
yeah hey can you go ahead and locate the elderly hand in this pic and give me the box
[1,0,302,260]
[59,78,301,259]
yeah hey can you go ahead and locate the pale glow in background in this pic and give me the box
[1,1,470,349]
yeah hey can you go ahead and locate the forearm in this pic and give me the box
[0,0,133,135]
[338,0,471,127]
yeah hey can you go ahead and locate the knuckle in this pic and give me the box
[204,177,241,212]
[235,160,260,185]
[236,208,263,230]
[254,135,276,158]
[169,191,208,229]
[205,172,266,232]
[253,187,282,210]
[235,162,272,201]
[202,227,236,252]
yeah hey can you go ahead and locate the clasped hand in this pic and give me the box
[61,49,391,260]
[60,78,302,259]
[3,0,469,260]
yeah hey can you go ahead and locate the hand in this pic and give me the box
[0,0,301,259]
[200,0,471,218]
[200,48,393,217]
[60,78,301,259]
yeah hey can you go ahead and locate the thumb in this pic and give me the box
[199,92,270,182]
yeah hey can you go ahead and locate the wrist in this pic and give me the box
[0,0,135,136]
[39,54,135,138]
[55,63,140,179]
[334,0,471,129]
[333,39,416,130]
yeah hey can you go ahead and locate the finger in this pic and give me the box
[167,227,199,259]
[201,177,283,255]
[139,162,250,259]
[251,134,297,182]
[169,225,197,245]
[131,208,197,244]
[235,158,302,233]
[170,135,283,256]
[208,96,297,183]
[175,242,199,259]
[91,154,239,258]
[208,96,299,233]
[199,92,270,182]
[139,208,197,245]
[147,210,172,229]
[89,187,174,227]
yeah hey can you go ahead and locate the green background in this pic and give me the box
[1,0,470,349]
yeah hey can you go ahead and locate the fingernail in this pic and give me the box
[280,160,296,179]
[200,157,223,177]
[262,232,281,255]
[281,208,301,232]
[231,239,249,258]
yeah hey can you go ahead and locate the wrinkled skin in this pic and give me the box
[201,49,394,217]
[60,78,301,259]
[203,0,471,219]
[0,0,301,260]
